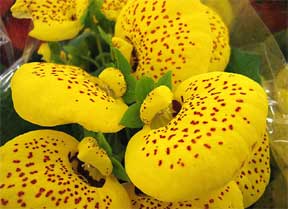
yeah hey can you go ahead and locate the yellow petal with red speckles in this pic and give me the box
[115,0,230,87]
[101,0,129,20]
[11,62,128,133]
[235,132,270,207]
[11,0,88,41]
[0,130,132,208]
[124,181,243,209]
[125,72,268,202]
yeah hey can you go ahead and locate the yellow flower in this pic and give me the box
[235,132,270,207]
[124,181,244,209]
[0,130,132,208]
[101,0,129,21]
[114,0,230,87]
[11,0,89,41]
[125,72,268,202]
[11,62,128,133]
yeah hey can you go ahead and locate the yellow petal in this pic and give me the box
[124,181,243,209]
[112,37,133,62]
[98,67,127,98]
[78,137,113,176]
[11,62,128,133]
[101,0,129,21]
[235,132,270,207]
[115,0,213,86]
[0,130,132,208]
[140,85,173,125]
[11,0,89,41]
[125,72,268,202]
[205,8,230,72]
[38,43,51,62]
[201,0,234,28]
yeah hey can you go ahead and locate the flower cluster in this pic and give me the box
[0,0,270,208]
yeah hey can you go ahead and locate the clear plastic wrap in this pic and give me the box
[1,0,287,208]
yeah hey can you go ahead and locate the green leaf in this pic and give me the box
[0,63,5,73]
[155,71,172,89]
[120,103,143,128]
[135,76,155,102]
[96,133,113,156]
[226,48,262,84]
[123,75,137,104]
[111,157,130,182]
[98,26,112,46]
[111,47,131,76]
[48,42,65,64]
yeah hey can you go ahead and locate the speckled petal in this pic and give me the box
[11,62,128,133]
[0,130,132,209]
[140,86,173,124]
[112,37,133,62]
[11,0,88,41]
[115,0,213,86]
[235,132,270,207]
[78,137,113,176]
[98,67,127,98]
[125,72,268,202]
[205,8,230,72]
[101,0,129,20]
[124,181,243,209]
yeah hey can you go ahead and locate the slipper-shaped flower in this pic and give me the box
[114,0,230,86]
[11,62,128,133]
[124,181,244,209]
[235,132,270,208]
[101,0,129,21]
[0,130,132,208]
[125,72,268,202]
[11,0,89,41]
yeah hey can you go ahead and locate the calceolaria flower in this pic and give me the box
[114,0,230,86]
[101,0,129,21]
[11,0,89,41]
[124,133,270,209]
[125,72,268,202]
[124,181,244,209]
[11,62,128,133]
[0,130,132,208]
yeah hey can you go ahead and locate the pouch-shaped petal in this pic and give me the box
[205,8,230,72]
[0,130,132,209]
[11,0,88,41]
[235,132,270,207]
[11,62,128,133]
[125,72,268,202]
[115,0,213,86]
[101,0,129,21]
[125,181,243,209]
[78,137,113,176]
